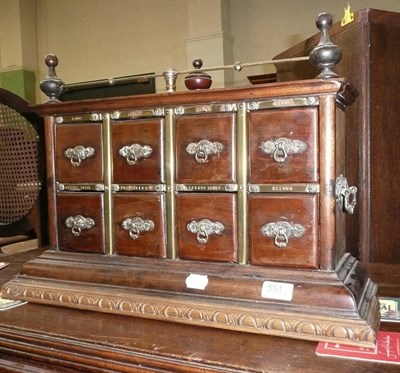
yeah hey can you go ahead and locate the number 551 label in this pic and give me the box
[261,281,294,301]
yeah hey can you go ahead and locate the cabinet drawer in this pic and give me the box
[56,123,103,183]
[175,113,235,184]
[249,107,318,183]
[114,193,166,258]
[57,193,104,253]
[249,194,318,268]
[112,119,164,184]
[176,193,237,262]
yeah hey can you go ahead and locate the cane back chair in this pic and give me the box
[0,87,46,254]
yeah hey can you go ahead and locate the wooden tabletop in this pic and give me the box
[1,249,399,372]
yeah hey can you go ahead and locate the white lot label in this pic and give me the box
[185,274,209,290]
[261,281,294,301]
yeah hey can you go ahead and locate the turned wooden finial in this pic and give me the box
[309,13,342,78]
[184,58,212,90]
[39,54,64,103]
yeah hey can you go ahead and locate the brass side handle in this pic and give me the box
[187,218,225,244]
[335,174,357,214]
[260,221,305,248]
[64,145,95,167]
[260,137,306,163]
[186,139,223,164]
[65,215,95,236]
[119,144,153,165]
[121,217,155,240]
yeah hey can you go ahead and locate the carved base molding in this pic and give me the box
[2,251,380,347]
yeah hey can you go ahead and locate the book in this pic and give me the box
[316,331,400,364]
[0,262,27,310]
[0,296,27,311]
[380,297,400,323]
[0,262,10,270]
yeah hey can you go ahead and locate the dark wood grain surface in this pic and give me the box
[176,193,237,262]
[248,107,318,184]
[112,118,164,184]
[56,123,104,184]
[249,194,318,268]
[114,193,167,257]
[56,193,105,253]
[175,113,236,184]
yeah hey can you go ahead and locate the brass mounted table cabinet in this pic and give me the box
[1,12,379,348]
[2,78,379,347]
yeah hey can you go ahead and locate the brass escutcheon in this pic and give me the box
[186,139,223,164]
[119,144,153,165]
[121,217,155,240]
[260,221,305,248]
[335,174,357,214]
[260,137,306,163]
[65,215,95,237]
[187,218,225,244]
[64,145,95,167]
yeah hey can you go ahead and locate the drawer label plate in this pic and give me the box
[248,183,319,193]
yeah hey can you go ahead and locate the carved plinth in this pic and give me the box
[3,251,379,347]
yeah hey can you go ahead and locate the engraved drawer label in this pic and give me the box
[261,281,294,301]
[185,274,208,290]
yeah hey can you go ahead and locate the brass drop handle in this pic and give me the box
[64,145,95,167]
[260,221,305,248]
[119,144,153,165]
[335,174,357,214]
[260,137,307,163]
[187,218,225,244]
[186,139,223,164]
[121,217,155,240]
[65,215,95,237]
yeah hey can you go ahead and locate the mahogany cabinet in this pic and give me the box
[274,8,400,264]
[2,79,380,347]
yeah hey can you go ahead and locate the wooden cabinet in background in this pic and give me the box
[274,8,400,264]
